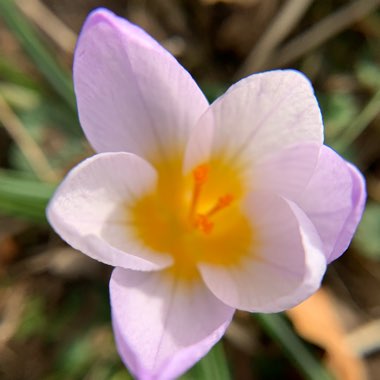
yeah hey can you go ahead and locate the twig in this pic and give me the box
[346,319,380,356]
[16,0,77,54]
[274,0,380,68]
[236,0,314,78]
[0,92,59,183]
[333,86,380,153]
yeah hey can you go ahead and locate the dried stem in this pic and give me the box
[0,92,59,183]
[333,86,380,153]
[274,0,380,68]
[235,0,314,78]
[16,0,77,54]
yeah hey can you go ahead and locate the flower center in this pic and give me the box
[190,164,234,234]
[129,157,253,280]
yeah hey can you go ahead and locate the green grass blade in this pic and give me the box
[180,341,231,380]
[0,170,56,223]
[197,341,231,380]
[254,313,334,380]
[0,0,76,111]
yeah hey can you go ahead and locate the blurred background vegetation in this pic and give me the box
[0,0,380,379]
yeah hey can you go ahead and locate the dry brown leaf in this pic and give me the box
[225,318,258,354]
[286,288,367,380]
[0,236,19,266]
[0,218,26,275]
[0,284,27,345]
[347,319,380,357]
[11,247,103,279]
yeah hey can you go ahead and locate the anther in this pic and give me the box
[189,165,234,235]
[189,164,210,219]
[194,214,214,234]
[193,164,209,184]
[206,193,234,217]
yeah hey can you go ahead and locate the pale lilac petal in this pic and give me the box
[199,192,326,313]
[297,146,366,263]
[331,163,366,261]
[253,142,320,198]
[183,119,214,174]
[110,268,234,380]
[47,152,172,271]
[74,8,208,162]
[188,70,322,175]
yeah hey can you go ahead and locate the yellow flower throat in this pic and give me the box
[129,158,253,280]
[189,163,234,234]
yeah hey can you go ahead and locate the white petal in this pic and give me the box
[110,268,234,380]
[187,70,322,175]
[183,118,214,174]
[199,192,326,313]
[74,9,208,162]
[47,152,172,270]
[253,143,320,198]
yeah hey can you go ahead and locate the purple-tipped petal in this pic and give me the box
[47,152,172,271]
[189,70,322,174]
[297,146,366,262]
[331,163,366,261]
[74,8,208,162]
[110,268,234,380]
[199,192,326,313]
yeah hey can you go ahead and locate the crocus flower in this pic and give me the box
[47,8,366,380]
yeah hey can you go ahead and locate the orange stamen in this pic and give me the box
[189,164,209,219]
[189,165,234,234]
[194,214,214,234]
[206,194,234,217]
[193,164,209,184]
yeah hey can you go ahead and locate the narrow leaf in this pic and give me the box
[0,170,55,222]
[181,341,231,380]
[0,0,76,111]
[254,313,334,380]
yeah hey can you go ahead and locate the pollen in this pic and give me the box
[194,214,214,234]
